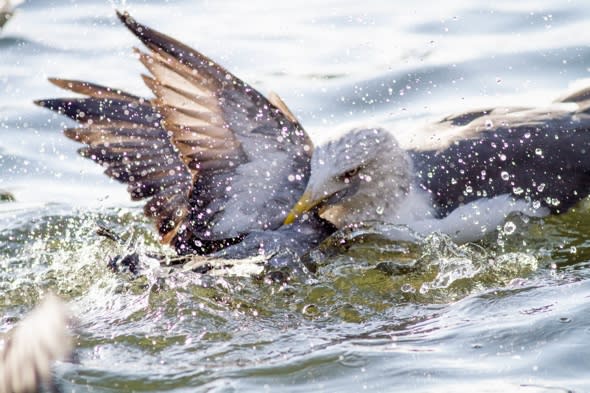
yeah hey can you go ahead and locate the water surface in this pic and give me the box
[2,1,590,391]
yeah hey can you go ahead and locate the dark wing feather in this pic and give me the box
[116,11,312,250]
[36,79,195,246]
[36,12,313,254]
[411,97,590,216]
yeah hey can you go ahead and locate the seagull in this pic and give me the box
[36,11,590,268]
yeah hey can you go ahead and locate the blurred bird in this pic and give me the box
[36,11,590,268]
[0,294,73,393]
[0,0,22,31]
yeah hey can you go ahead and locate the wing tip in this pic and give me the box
[115,9,130,25]
[47,77,67,88]
[34,79,73,109]
[33,98,46,107]
[46,77,83,92]
[33,98,61,111]
[116,10,150,45]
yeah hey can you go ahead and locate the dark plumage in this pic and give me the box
[411,102,590,217]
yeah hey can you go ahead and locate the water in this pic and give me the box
[2,0,590,391]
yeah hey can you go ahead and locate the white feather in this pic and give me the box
[398,193,549,243]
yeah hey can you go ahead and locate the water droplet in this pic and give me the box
[499,153,507,161]
[401,283,415,293]
[537,183,546,192]
[570,246,577,254]
[501,171,510,181]
[532,200,541,209]
[503,221,516,235]
[485,119,494,129]
[376,205,385,215]
[513,186,524,195]
[535,148,543,156]
[419,283,430,294]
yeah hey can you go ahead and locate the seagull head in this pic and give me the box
[284,128,412,228]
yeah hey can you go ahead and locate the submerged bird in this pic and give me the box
[36,12,590,268]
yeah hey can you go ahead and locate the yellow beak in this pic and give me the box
[284,191,321,225]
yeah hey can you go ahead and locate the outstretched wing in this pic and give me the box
[410,93,590,216]
[36,79,197,249]
[36,12,313,254]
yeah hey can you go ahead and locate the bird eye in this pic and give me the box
[341,167,359,180]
